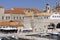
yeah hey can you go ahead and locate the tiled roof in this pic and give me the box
[0,21,23,27]
[4,8,39,14]
[4,10,11,13]
[52,8,60,12]
[4,8,60,16]
[37,8,60,16]
[12,8,25,14]
[25,8,40,13]
[0,6,4,8]
[0,21,9,26]
[24,8,40,16]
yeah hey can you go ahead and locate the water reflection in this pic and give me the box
[0,37,31,40]
[0,33,60,40]
[26,33,60,40]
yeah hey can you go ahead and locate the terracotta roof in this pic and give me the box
[24,8,40,16]
[36,8,60,16]
[4,8,40,14]
[12,8,39,14]
[4,8,25,14]
[4,10,11,13]
[37,11,53,16]
[5,8,59,16]
[0,6,4,8]
[0,21,23,27]
[51,7,60,12]
[12,8,25,14]
[25,8,40,13]
[0,21,9,26]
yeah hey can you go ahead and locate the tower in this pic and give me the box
[45,4,51,13]
[56,2,60,8]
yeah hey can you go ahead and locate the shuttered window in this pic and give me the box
[6,16,10,20]
[2,16,4,20]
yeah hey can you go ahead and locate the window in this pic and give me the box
[2,16,4,20]
[34,15,38,17]
[48,23,55,29]
[3,26,5,28]
[28,10,30,12]
[44,16,48,19]
[55,16,56,17]
[14,16,15,19]
[23,17,24,19]
[25,10,31,12]
[0,27,2,28]
[14,16,18,20]
[56,23,60,28]
[17,16,18,19]
[53,16,54,17]
[19,16,21,19]
[6,16,10,20]
[47,8,49,10]
[38,16,43,19]
[52,16,60,18]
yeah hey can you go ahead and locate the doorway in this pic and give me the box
[56,23,60,28]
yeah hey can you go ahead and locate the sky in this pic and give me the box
[0,0,60,10]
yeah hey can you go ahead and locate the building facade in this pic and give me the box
[0,2,60,33]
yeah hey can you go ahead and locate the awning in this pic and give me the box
[0,28,17,30]
[0,21,23,27]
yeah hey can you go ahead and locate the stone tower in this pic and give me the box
[45,4,51,13]
[56,2,60,8]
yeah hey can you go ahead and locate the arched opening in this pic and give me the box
[48,23,55,29]
[56,23,60,28]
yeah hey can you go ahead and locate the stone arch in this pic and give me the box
[48,23,55,29]
[56,23,60,28]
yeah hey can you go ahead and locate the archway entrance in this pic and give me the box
[47,23,55,33]
[56,23,60,28]
[48,23,55,29]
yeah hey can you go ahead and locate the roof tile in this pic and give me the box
[0,21,23,27]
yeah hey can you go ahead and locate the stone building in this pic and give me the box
[0,2,60,33]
